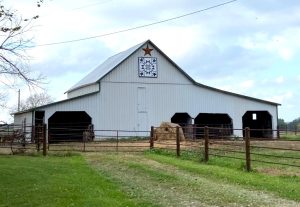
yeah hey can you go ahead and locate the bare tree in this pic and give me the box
[16,92,53,112]
[0,3,43,84]
[0,91,6,107]
[0,1,45,107]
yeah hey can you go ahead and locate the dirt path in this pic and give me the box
[85,153,300,207]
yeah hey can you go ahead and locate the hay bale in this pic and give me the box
[154,122,185,141]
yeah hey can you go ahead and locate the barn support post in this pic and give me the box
[23,118,26,134]
[32,125,35,144]
[277,125,280,139]
[83,134,86,152]
[221,124,224,139]
[42,124,47,156]
[150,126,154,149]
[176,126,180,157]
[245,127,251,172]
[204,126,209,162]
[36,125,41,152]
[116,130,119,152]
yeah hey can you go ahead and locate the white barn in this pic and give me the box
[14,40,279,140]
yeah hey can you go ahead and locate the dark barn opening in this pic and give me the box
[171,113,193,139]
[34,111,45,142]
[35,111,45,126]
[48,111,91,142]
[242,111,272,138]
[171,113,192,126]
[194,113,233,138]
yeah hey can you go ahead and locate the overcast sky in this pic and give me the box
[1,0,299,123]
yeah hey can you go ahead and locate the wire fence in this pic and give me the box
[0,123,299,173]
[48,128,151,153]
[151,126,300,172]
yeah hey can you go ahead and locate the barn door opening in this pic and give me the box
[171,113,192,126]
[194,113,233,138]
[34,111,45,143]
[242,111,272,138]
[35,111,45,126]
[48,111,91,142]
[171,113,193,139]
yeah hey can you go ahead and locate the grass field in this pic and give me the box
[280,133,300,141]
[0,154,138,207]
[1,152,299,207]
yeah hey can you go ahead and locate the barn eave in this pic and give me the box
[194,82,280,106]
[12,91,98,116]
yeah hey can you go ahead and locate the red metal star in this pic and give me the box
[143,44,153,56]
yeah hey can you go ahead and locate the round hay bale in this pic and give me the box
[154,122,185,141]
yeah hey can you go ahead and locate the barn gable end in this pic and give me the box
[66,40,195,99]
[101,41,193,85]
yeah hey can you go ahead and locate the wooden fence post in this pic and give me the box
[83,134,86,152]
[245,127,251,172]
[150,126,154,149]
[36,125,40,152]
[116,130,119,152]
[176,126,180,157]
[42,124,47,156]
[32,125,35,143]
[204,126,209,162]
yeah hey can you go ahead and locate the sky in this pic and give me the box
[1,0,299,123]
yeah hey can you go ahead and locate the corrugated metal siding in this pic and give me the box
[14,112,33,136]
[38,93,100,126]
[98,82,277,136]
[67,83,100,98]
[14,81,277,137]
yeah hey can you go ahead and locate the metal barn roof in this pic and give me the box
[66,40,148,93]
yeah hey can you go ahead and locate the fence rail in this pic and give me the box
[0,124,299,172]
[151,126,300,172]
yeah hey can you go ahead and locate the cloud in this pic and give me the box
[275,76,284,84]
[240,80,254,89]
[267,91,293,103]
[238,28,300,61]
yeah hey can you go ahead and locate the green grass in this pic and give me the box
[0,154,138,207]
[86,153,299,206]
[280,133,300,140]
[1,151,299,207]
[146,152,300,201]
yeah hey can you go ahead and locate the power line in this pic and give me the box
[33,0,238,47]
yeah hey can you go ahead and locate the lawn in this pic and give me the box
[1,152,299,207]
[280,133,300,141]
[0,154,139,207]
[86,152,300,207]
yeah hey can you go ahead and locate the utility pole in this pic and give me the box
[17,89,20,112]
